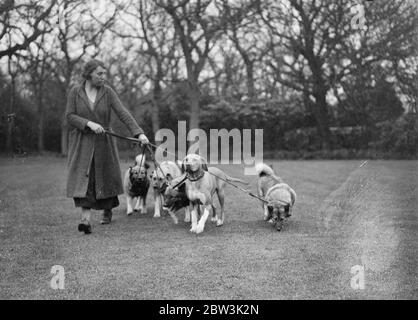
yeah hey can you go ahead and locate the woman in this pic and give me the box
[65,59,149,234]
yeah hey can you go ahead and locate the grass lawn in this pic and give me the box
[0,156,416,299]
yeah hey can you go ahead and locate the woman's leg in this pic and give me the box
[81,207,91,224]
[78,207,92,234]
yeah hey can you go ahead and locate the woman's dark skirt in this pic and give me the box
[73,157,119,210]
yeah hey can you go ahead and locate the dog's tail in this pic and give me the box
[135,154,146,167]
[255,163,275,177]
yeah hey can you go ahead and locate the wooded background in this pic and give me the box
[0,0,417,158]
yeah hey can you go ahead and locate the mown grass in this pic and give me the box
[0,156,416,299]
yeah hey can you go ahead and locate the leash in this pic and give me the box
[104,130,290,206]
[104,130,165,177]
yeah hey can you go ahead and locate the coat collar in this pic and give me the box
[77,81,106,117]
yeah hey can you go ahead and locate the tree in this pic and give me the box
[221,0,266,100]
[107,0,180,139]
[155,0,224,129]
[0,0,57,59]
[259,0,417,149]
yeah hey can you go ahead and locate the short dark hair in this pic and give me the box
[82,59,106,80]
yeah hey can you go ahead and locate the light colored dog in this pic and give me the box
[123,154,150,215]
[150,160,188,224]
[182,154,249,234]
[256,163,296,231]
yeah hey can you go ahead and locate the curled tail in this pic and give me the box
[255,163,275,177]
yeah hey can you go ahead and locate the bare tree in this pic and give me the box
[155,0,226,129]
[220,0,265,100]
[107,0,180,138]
[0,0,58,60]
[259,0,417,149]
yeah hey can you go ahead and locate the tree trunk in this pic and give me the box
[6,85,15,155]
[37,91,45,152]
[312,89,331,150]
[6,118,14,156]
[151,81,162,142]
[244,57,255,100]
[189,82,200,130]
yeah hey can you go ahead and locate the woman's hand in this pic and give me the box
[138,134,149,145]
[87,121,105,134]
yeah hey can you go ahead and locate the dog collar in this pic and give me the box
[186,169,205,182]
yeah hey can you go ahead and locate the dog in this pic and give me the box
[163,173,192,224]
[182,154,249,234]
[256,163,296,231]
[150,160,187,224]
[123,154,150,216]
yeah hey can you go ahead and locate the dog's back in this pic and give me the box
[255,163,284,196]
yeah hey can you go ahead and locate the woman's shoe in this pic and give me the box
[78,222,92,234]
[100,210,112,225]
[84,224,92,234]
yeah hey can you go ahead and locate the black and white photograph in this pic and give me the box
[0,0,417,305]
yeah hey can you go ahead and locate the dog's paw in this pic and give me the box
[153,214,161,218]
[211,217,218,223]
[276,220,284,231]
[216,220,224,227]
[195,224,204,234]
[127,211,134,216]
[190,225,197,233]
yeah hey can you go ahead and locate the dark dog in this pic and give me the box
[123,154,150,215]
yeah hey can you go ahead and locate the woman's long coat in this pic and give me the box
[65,82,143,200]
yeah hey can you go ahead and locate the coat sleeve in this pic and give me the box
[108,86,144,137]
[65,87,90,132]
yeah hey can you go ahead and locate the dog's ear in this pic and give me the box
[289,187,296,206]
[200,156,208,171]
[181,158,187,172]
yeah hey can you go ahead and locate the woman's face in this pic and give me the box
[90,66,106,87]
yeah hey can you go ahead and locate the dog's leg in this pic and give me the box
[153,193,161,218]
[140,197,147,214]
[211,205,218,223]
[127,196,134,216]
[196,205,211,234]
[263,204,270,221]
[184,206,191,223]
[167,210,179,225]
[134,197,140,212]
[190,205,198,233]
[216,189,225,227]
[136,197,145,214]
